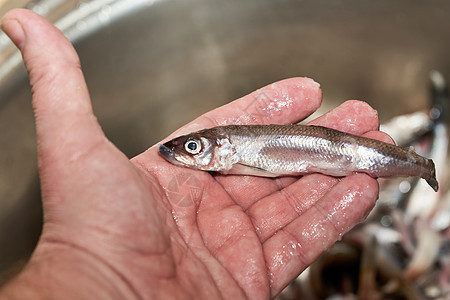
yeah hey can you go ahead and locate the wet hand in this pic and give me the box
[0,9,391,299]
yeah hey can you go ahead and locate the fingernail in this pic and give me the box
[1,18,25,49]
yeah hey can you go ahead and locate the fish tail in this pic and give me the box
[426,176,439,192]
[425,159,439,192]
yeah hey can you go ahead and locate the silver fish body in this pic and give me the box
[158,125,438,191]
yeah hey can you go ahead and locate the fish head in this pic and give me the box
[158,130,237,171]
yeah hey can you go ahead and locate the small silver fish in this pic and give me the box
[158,125,439,191]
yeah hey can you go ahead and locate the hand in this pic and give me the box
[0,9,391,299]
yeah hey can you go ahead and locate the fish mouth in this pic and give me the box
[158,144,176,161]
[158,143,190,168]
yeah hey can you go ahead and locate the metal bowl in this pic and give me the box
[1,0,449,285]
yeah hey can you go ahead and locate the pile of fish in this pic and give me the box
[277,72,450,300]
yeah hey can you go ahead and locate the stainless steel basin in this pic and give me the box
[1,0,449,286]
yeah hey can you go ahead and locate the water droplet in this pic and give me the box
[430,107,441,120]
[380,215,393,227]
[398,180,411,193]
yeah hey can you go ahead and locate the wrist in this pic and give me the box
[0,242,139,300]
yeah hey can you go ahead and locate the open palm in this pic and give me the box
[1,9,390,299]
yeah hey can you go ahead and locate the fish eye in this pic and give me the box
[184,139,202,154]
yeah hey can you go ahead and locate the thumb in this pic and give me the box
[1,9,113,198]
[1,8,105,152]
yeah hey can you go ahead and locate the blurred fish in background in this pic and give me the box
[278,71,450,300]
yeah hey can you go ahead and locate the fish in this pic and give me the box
[380,111,433,147]
[405,71,449,219]
[158,124,439,192]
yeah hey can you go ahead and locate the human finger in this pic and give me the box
[1,9,110,180]
[308,99,379,134]
[169,77,323,138]
[263,174,379,296]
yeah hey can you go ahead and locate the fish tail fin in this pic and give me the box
[426,176,439,192]
[425,159,439,192]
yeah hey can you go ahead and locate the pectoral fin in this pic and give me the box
[225,163,278,177]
